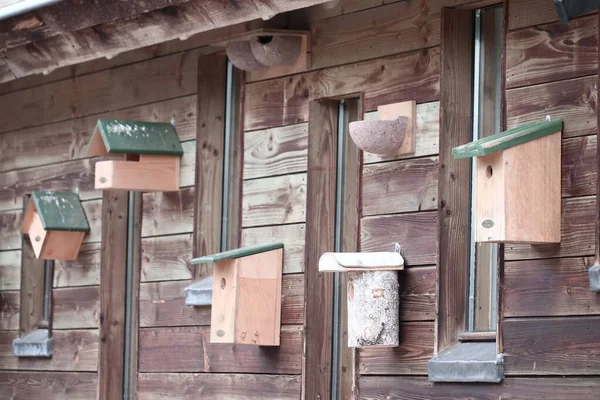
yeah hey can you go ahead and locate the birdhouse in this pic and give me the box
[21,191,90,261]
[319,245,404,347]
[190,243,284,346]
[453,119,563,244]
[87,119,184,192]
[349,101,416,155]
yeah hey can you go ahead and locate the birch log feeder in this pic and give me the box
[319,245,404,347]
[349,101,416,156]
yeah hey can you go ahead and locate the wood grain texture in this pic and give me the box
[506,14,598,89]
[244,48,440,131]
[138,325,303,374]
[139,274,304,328]
[142,187,194,238]
[303,100,337,400]
[0,290,19,330]
[508,0,560,30]
[0,250,20,290]
[0,329,98,370]
[0,95,196,173]
[361,212,437,266]
[362,156,438,216]
[506,75,597,139]
[98,191,128,400]
[436,7,474,353]
[242,173,307,228]
[141,233,193,282]
[241,223,306,274]
[505,196,595,260]
[0,371,98,400]
[504,257,600,317]
[562,134,596,197]
[244,123,308,180]
[193,53,226,280]
[359,376,600,399]
[358,322,434,375]
[137,373,300,400]
[54,243,101,288]
[503,316,600,375]
[53,286,100,329]
[399,266,436,322]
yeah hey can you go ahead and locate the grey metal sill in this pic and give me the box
[428,341,503,383]
[12,329,52,358]
[590,266,600,292]
[184,275,213,306]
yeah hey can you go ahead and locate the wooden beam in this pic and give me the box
[303,99,337,400]
[0,371,97,400]
[193,53,226,280]
[0,0,334,81]
[98,191,128,400]
[436,7,474,354]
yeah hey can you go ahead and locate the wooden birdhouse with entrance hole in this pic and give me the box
[189,243,284,346]
[453,119,563,244]
[22,191,90,261]
[87,119,183,192]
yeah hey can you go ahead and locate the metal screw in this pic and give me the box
[35,236,41,242]
[99,177,107,183]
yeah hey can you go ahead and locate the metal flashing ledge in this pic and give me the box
[12,329,52,358]
[590,265,600,292]
[428,341,503,383]
[184,276,213,306]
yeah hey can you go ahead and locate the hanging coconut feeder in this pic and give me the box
[349,101,417,156]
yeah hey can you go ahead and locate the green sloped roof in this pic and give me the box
[452,120,563,159]
[92,119,184,156]
[190,243,284,264]
[28,191,90,232]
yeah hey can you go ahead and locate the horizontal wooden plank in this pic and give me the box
[363,101,440,164]
[244,47,440,131]
[361,211,437,266]
[244,123,308,180]
[562,134,596,197]
[358,322,434,375]
[508,0,559,31]
[142,188,194,238]
[0,291,18,330]
[362,156,438,216]
[289,0,403,26]
[359,376,600,399]
[138,325,302,374]
[138,373,300,400]
[0,371,97,400]
[504,257,600,317]
[0,199,101,251]
[54,243,101,288]
[504,316,600,375]
[505,196,595,260]
[0,330,98,371]
[506,14,598,89]
[141,233,193,282]
[0,250,20,290]
[139,274,304,328]
[242,173,307,228]
[241,223,306,274]
[0,95,197,173]
[0,49,199,134]
[399,266,436,322]
[506,75,597,139]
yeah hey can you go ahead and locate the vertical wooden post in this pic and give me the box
[437,7,474,354]
[98,190,128,400]
[193,53,227,280]
[303,99,338,400]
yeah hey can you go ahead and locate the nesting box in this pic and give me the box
[87,120,183,192]
[21,191,90,260]
[190,243,284,346]
[453,119,563,243]
[319,248,404,347]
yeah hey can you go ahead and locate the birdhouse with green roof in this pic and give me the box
[189,243,284,346]
[453,119,562,244]
[87,119,184,192]
[21,191,90,261]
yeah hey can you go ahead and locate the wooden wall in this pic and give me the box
[0,0,599,398]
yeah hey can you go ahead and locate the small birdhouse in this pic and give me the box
[87,119,184,192]
[190,243,284,346]
[21,191,90,261]
[453,119,563,244]
[319,246,404,347]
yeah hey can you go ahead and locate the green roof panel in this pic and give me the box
[452,120,563,159]
[30,191,90,232]
[190,243,284,264]
[94,119,184,156]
